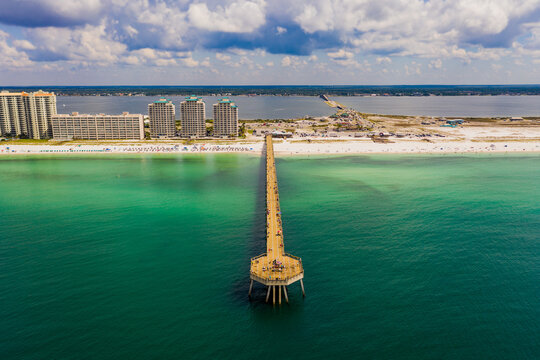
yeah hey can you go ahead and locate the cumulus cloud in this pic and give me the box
[13,40,36,50]
[429,58,443,69]
[0,0,540,73]
[187,0,266,33]
[327,49,353,60]
[281,55,307,68]
[216,53,232,61]
[281,56,292,67]
[25,23,126,63]
[0,30,33,68]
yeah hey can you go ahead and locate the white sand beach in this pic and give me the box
[1,138,539,155]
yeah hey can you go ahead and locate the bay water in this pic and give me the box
[1,154,539,359]
[57,95,540,119]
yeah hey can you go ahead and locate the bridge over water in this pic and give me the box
[249,135,305,305]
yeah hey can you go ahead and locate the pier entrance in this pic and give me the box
[249,135,304,304]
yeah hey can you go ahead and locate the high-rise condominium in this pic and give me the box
[148,97,176,138]
[213,97,238,137]
[0,90,57,139]
[180,95,206,137]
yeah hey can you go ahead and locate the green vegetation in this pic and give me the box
[5,85,540,96]
[239,123,247,138]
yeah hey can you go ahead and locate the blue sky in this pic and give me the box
[1,0,540,85]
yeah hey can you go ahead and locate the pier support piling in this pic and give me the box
[300,279,305,297]
[283,286,289,304]
[248,280,253,297]
[272,286,276,305]
[279,285,282,305]
[266,286,271,303]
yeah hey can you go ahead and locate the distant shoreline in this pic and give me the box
[5,85,540,97]
[57,94,540,97]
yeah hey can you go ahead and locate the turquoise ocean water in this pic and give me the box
[1,154,539,359]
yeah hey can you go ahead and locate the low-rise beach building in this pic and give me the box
[180,95,205,137]
[148,97,176,138]
[213,97,238,137]
[51,112,144,140]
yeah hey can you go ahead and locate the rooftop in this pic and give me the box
[184,95,203,102]
[153,97,172,104]
[54,112,142,117]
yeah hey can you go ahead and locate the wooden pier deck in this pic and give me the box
[249,135,304,304]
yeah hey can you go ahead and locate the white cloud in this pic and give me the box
[0,30,33,68]
[429,58,443,69]
[216,53,231,61]
[155,58,177,66]
[327,49,353,60]
[404,63,422,75]
[326,49,362,67]
[292,0,540,62]
[281,55,307,68]
[188,0,266,33]
[182,57,199,67]
[294,3,335,33]
[2,0,540,83]
[376,57,392,65]
[27,22,127,64]
[200,57,211,67]
[281,56,291,67]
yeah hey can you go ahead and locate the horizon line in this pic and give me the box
[3,84,540,88]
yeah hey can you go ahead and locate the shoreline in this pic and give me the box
[2,139,539,156]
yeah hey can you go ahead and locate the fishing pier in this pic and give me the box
[249,135,304,305]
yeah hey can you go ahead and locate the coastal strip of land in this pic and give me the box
[1,138,539,155]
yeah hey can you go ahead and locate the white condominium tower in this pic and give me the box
[180,95,206,137]
[213,97,238,137]
[0,91,27,136]
[0,90,57,139]
[148,97,176,138]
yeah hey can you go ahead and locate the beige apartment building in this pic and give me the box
[51,112,144,140]
[180,95,206,137]
[0,90,57,139]
[213,97,238,137]
[148,97,176,138]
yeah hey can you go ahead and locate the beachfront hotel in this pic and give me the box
[213,97,238,137]
[148,97,176,138]
[0,90,57,139]
[180,95,205,137]
[51,112,144,140]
